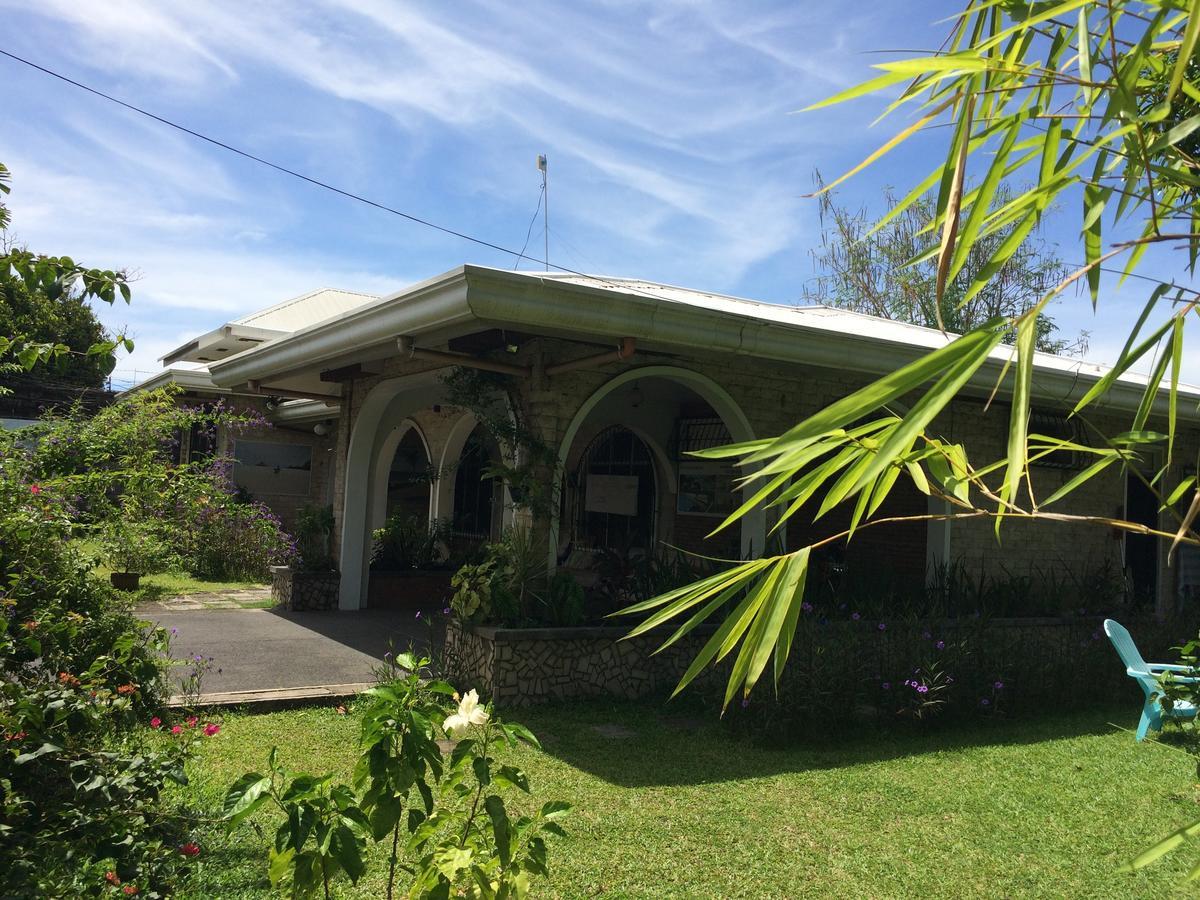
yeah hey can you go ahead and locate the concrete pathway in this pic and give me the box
[139,606,432,696]
[140,587,274,611]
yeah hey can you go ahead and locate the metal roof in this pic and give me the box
[160,287,380,365]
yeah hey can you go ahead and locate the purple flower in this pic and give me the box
[741,697,750,709]
[383,651,392,661]
[980,698,991,707]
[414,611,422,619]
[170,627,178,636]
[993,681,1004,691]
[442,607,451,615]
[881,682,891,690]
[935,640,945,650]
[851,612,861,621]
[877,622,886,631]
[801,602,813,613]
[917,685,929,694]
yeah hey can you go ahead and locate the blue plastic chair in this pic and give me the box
[1104,619,1200,741]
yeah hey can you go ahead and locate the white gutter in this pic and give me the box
[270,399,339,425]
[209,265,1200,419]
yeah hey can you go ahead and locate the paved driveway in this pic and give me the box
[140,607,432,695]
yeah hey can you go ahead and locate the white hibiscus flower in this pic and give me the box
[443,688,489,739]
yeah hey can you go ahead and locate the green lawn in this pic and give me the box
[172,699,1200,898]
[73,538,269,603]
[118,570,270,603]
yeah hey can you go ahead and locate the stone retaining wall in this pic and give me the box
[271,566,340,611]
[444,615,1199,708]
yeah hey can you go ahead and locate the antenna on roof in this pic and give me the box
[536,154,548,271]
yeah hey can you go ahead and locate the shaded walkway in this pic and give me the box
[139,606,433,695]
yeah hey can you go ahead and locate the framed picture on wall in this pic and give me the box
[676,461,735,517]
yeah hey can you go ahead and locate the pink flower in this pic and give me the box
[203,723,220,737]
[149,716,162,729]
[186,716,199,728]
[29,484,40,495]
[171,725,182,735]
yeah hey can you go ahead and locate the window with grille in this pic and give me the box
[452,428,499,541]
[572,425,657,552]
[1029,409,1088,470]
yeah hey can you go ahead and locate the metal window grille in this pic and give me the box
[673,417,732,459]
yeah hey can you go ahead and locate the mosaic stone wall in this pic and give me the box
[271,566,340,611]
[444,615,1199,708]
[444,621,720,707]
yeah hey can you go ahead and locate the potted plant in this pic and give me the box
[367,514,455,608]
[99,518,176,590]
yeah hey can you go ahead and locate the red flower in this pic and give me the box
[149,716,162,729]
[186,716,199,728]
[116,683,137,695]
[179,841,201,857]
[203,723,220,737]
[123,886,139,896]
[104,871,120,885]
[29,484,40,495]
[170,725,182,735]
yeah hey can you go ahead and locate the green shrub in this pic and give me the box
[371,513,448,570]
[224,652,569,898]
[0,452,206,895]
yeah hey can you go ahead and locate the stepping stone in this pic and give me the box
[591,723,637,739]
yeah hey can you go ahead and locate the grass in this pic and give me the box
[75,539,270,604]
[118,571,271,604]
[171,698,1200,898]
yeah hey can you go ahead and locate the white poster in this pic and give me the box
[585,474,639,515]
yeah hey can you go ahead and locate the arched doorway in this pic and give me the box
[384,427,432,524]
[449,424,504,553]
[551,365,763,572]
[568,425,658,554]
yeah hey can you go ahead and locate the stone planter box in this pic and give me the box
[368,569,453,609]
[443,614,1199,708]
[443,620,718,707]
[271,565,339,611]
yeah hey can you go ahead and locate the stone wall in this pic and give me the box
[444,620,719,707]
[444,614,1199,709]
[271,566,339,611]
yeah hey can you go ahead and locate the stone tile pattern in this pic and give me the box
[272,567,339,611]
[446,615,1199,708]
[444,621,721,707]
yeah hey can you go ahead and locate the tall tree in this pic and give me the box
[621,1,1200,711]
[804,182,1086,354]
[0,163,131,397]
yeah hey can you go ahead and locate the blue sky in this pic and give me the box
[0,0,1192,385]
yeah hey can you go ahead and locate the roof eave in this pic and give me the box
[207,264,1199,421]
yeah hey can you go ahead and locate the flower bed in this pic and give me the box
[271,566,339,611]
[445,614,1198,710]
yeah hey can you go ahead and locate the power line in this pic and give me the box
[0,47,561,270]
[512,183,545,271]
[0,47,700,313]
